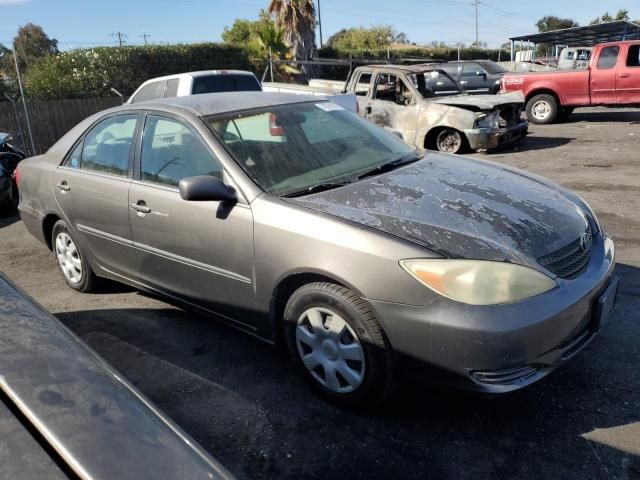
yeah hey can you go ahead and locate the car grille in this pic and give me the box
[470,365,540,386]
[498,105,522,127]
[538,224,593,278]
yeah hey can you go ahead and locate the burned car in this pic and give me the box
[18,92,617,407]
[344,65,527,154]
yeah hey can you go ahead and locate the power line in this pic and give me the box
[111,31,127,47]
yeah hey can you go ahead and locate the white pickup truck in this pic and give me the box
[128,70,357,112]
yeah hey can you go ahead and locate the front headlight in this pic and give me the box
[400,259,557,306]
[474,111,500,129]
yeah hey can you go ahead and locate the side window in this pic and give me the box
[462,62,484,76]
[565,51,575,60]
[626,45,640,67]
[131,81,166,103]
[141,116,222,187]
[63,142,83,169]
[165,79,179,98]
[374,74,413,105]
[597,46,620,70]
[354,72,372,96]
[81,115,137,176]
[440,64,460,76]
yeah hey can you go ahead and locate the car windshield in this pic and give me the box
[205,102,416,196]
[480,61,508,74]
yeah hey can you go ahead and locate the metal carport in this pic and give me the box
[508,21,640,60]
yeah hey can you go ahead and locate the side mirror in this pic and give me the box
[178,175,237,203]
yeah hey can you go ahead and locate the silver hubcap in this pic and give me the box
[55,232,82,284]
[531,100,551,120]
[295,307,365,393]
[437,131,462,153]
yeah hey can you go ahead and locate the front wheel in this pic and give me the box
[526,94,558,124]
[284,282,394,407]
[435,129,466,154]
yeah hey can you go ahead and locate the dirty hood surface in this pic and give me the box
[288,153,589,269]
[431,91,524,110]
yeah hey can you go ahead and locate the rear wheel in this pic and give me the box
[435,129,466,154]
[284,282,394,407]
[52,220,96,292]
[526,94,558,124]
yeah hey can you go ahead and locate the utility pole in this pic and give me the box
[111,31,127,47]
[317,0,323,47]
[140,32,151,45]
[12,43,35,156]
[473,0,479,47]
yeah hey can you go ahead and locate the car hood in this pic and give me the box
[287,153,589,271]
[431,91,524,110]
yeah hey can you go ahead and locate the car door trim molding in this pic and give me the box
[76,223,133,247]
[132,241,252,284]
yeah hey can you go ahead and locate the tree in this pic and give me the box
[394,32,410,45]
[535,16,579,32]
[590,9,630,25]
[327,25,397,50]
[221,10,273,44]
[12,23,58,71]
[268,0,316,61]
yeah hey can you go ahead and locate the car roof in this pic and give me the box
[360,64,445,74]
[117,91,322,117]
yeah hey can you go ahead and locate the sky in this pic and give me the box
[0,0,638,50]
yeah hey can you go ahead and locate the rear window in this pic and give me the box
[626,45,640,67]
[597,46,620,70]
[192,74,261,95]
[131,81,166,103]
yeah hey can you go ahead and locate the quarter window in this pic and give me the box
[165,78,180,98]
[131,81,166,103]
[140,116,222,187]
[597,46,620,70]
[80,115,137,176]
[626,45,640,67]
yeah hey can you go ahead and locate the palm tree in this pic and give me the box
[268,0,317,62]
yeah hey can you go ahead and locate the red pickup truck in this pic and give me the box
[501,40,640,124]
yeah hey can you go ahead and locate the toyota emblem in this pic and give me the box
[579,232,589,252]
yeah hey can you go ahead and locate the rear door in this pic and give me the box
[128,113,256,324]
[52,113,139,277]
[616,43,640,104]
[590,45,620,104]
[365,72,420,144]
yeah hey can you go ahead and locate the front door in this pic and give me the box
[591,45,620,104]
[52,114,138,277]
[459,62,490,94]
[365,72,420,145]
[128,114,256,325]
[616,42,640,104]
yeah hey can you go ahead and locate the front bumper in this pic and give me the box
[465,121,528,151]
[368,234,617,394]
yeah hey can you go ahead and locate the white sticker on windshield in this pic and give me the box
[315,102,344,112]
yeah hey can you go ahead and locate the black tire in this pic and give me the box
[52,219,96,293]
[435,129,467,154]
[284,282,394,407]
[526,93,558,125]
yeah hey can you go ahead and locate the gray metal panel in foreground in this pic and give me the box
[0,272,235,480]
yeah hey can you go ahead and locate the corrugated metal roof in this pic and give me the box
[510,21,640,46]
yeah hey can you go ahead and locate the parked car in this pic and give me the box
[128,70,358,112]
[0,272,234,480]
[127,70,262,103]
[434,60,508,95]
[18,92,618,407]
[0,132,25,215]
[501,40,640,124]
[333,64,527,153]
[557,46,593,70]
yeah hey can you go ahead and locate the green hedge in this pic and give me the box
[25,43,257,99]
[318,45,510,62]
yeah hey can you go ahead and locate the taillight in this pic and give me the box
[269,113,284,136]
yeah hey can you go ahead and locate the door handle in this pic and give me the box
[55,182,70,192]
[619,73,631,78]
[460,80,468,85]
[130,202,151,214]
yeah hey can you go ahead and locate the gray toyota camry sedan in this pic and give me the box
[18,92,618,406]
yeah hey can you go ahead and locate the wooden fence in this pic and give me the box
[0,97,122,156]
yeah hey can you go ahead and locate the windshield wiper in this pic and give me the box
[281,181,351,198]
[355,152,423,181]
